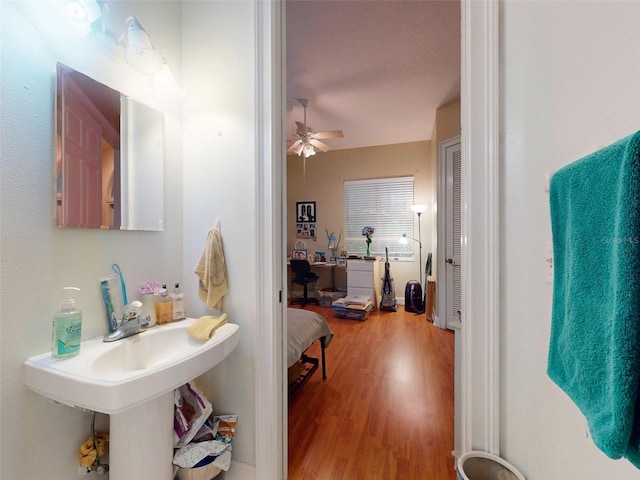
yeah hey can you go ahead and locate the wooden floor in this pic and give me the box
[287,304,456,480]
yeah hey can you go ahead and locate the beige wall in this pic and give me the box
[285,99,461,302]
[434,98,461,143]
[287,140,433,295]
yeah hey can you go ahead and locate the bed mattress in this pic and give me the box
[287,308,334,368]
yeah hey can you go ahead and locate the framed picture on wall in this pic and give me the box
[296,222,317,239]
[296,201,316,222]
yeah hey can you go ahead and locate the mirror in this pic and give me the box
[56,63,165,230]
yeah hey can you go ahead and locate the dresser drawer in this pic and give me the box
[348,286,372,299]
[348,271,372,288]
[347,259,373,272]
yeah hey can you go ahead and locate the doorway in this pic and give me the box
[258,1,501,478]
[284,3,460,477]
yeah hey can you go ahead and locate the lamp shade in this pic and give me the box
[302,143,316,157]
[410,204,428,214]
[124,17,164,74]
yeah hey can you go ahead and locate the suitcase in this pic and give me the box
[404,280,424,313]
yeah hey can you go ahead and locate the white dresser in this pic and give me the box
[347,258,380,309]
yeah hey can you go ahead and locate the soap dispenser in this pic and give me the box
[52,287,82,359]
[172,283,185,321]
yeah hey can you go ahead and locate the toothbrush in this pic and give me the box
[112,264,128,306]
[100,280,117,332]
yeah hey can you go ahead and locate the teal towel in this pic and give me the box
[548,130,640,467]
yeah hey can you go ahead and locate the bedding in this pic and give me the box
[287,308,333,368]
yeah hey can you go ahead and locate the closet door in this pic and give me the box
[445,140,462,325]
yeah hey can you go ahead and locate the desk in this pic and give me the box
[287,263,347,297]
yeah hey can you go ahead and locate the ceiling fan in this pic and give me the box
[287,99,344,157]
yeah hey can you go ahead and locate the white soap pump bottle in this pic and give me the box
[52,287,82,359]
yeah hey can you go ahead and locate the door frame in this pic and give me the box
[253,0,501,477]
[459,0,500,455]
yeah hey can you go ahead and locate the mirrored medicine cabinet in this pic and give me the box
[56,63,165,231]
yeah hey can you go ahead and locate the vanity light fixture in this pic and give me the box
[91,8,183,95]
[57,0,102,37]
[123,16,164,75]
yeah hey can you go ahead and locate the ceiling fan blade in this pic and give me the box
[287,140,303,153]
[309,139,331,152]
[312,130,344,140]
[295,121,308,135]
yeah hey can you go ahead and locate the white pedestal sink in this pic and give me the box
[24,318,239,479]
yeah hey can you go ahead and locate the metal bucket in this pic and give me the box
[456,451,526,480]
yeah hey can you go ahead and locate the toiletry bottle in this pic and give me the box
[52,287,82,359]
[155,284,173,324]
[172,283,185,321]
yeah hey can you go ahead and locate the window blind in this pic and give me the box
[344,176,414,258]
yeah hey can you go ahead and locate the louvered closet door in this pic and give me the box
[445,142,462,323]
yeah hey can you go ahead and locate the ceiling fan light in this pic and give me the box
[303,143,316,157]
[293,143,304,156]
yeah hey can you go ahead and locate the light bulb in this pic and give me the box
[410,204,428,214]
[303,144,315,157]
[66,1,87,20]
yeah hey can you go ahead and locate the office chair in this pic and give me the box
[290,259,319,307]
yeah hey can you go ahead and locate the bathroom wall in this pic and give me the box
[0,2,185,478]
[180,0,258,467]
[500,1,640,478]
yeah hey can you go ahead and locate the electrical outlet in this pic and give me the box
[545,241,553,284]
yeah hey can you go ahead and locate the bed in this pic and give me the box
[287,308,334,398]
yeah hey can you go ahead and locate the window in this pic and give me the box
[344,176,414,258]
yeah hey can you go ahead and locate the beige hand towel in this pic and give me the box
[187,314,228,341]
[194,226,228,310]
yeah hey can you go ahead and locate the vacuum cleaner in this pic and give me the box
[405,253,432,314]
[380,247,397,311]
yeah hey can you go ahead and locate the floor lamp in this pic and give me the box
[400,204,428,286]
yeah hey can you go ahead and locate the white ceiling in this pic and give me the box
[286,0,461,152]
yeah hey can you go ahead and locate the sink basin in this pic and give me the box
[24,318,239,414]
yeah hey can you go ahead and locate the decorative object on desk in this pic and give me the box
[292,249,307,260]
[361,226,375,257]
[326,229,342,257]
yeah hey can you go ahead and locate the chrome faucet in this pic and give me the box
[103,301,151,342]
